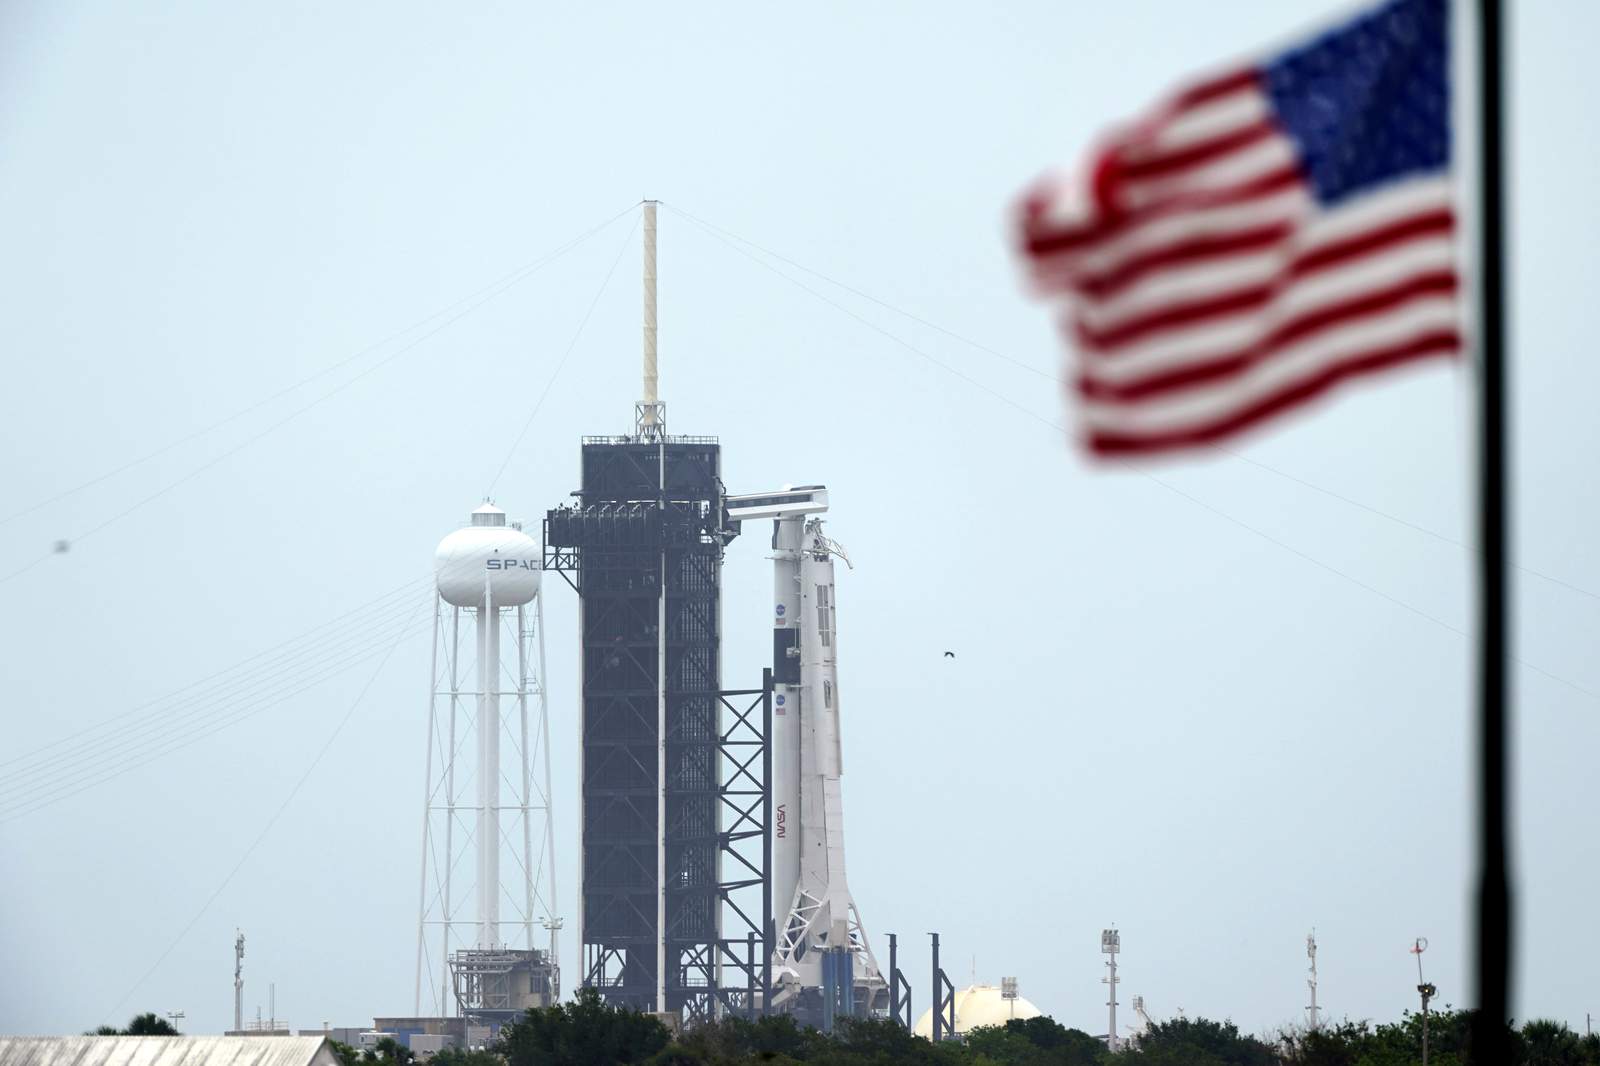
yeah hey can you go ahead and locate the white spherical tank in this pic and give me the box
[435,503,541,607]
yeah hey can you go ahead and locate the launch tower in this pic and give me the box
[544,202,769,1022]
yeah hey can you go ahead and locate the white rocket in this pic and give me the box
[726,486,885,1013]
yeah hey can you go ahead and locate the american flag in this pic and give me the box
[1018,0,1457,455]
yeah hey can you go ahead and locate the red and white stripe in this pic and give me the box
[1019,67,1461,455]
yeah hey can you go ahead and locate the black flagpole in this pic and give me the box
[1474,0,1510,1060]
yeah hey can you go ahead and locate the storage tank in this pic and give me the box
[435,503,540,607]
[913,983,1044,1040]
[433,502,541,948]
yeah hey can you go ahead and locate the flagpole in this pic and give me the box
[1473,0,1510,1060]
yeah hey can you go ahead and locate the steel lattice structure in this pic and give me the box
[546,437,769,1023]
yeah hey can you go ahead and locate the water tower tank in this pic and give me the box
[435,503,541,607]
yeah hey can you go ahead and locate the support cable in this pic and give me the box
[106,601,425,1014]
[1,206,636,588]
[666,204,1599,706]
[1,206,635,531]
[665,202,1598,604]
[487,215,641,496]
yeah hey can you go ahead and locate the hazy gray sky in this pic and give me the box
[2,0,1595,1041]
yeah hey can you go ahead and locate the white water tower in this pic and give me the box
[414,503,559,1019]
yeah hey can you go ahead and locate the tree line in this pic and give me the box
[488,990,1600,1066]
[93,995,1600,1066]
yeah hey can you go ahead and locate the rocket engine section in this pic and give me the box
[726,487,885,1022]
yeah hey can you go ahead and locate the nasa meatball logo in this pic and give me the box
[775,694,786,716]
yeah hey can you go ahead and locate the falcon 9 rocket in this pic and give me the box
[726,487,886,1019]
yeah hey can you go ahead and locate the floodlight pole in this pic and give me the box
[1414,937,1436,1066]
[1102,929,1120,1053]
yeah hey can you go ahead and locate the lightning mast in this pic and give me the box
[1306,930,1320,1030]
[637,201,664,440]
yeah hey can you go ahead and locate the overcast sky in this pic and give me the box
[2,0,1596,1041]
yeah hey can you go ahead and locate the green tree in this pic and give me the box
[825,1015,958,1064]
[428,1048,506,1066]
[1521,1019,1588,1066]
[361,1037,416,1065]
[1277,1019,1376,1066]
[498,988,671,1066]
[86,1013,181,1037]
[966,1016,1107,1066]
[647,1014,812,1066]
[1113,1017,1274,1066]
[328,1041,363,1066]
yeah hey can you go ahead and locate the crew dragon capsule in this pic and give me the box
[725,486,886,1019]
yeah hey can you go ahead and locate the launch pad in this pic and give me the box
[399,201,892,1031]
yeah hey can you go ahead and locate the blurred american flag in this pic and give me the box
[1018,0,1457,455]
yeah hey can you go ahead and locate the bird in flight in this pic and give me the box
[943,651,955,659]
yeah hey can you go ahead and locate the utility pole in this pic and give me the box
[1306,930,1320,1031]
[1102,929,1121,1053]
[165,1011,184,1031]
[1412,937,1436,1066]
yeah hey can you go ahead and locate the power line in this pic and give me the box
[105,603,425,1015]
[3,519,520,816]
[0,585,429,797]
[1212,444,1600,603]
[0,599,434,819]
[75,198,640,1010]
[666,202,1600,605]
[487,214,642,496]
[0,575,431,772]
[4,204,632,807]
[667,204,1059,383]
[0,206,636,588]
[1,206,636,531]
[3,210,642,806]
[666,203,1600,706]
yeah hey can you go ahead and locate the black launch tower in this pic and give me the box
[545,434,771,1022]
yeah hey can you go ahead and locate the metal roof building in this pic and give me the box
[0,1037,341,1066]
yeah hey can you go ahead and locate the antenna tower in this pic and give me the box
[1306,930,1320,1030]
[1102,928,1121,1053]
[233,930,245,1034]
